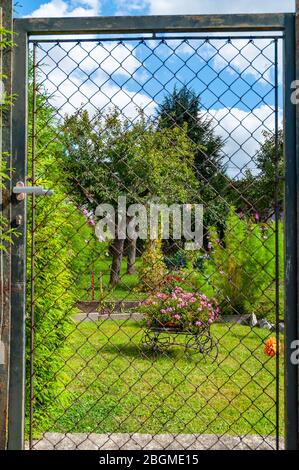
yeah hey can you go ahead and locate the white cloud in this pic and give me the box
[46,73,156,120]
[146,0,295,14]
[36,41,155,120]
[201,38,282,83]
[210,105,282,177]
[28,0,101,18]
[114,0,148,15]
[37,40,141,79]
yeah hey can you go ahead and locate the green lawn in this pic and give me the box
[42,320,284,437]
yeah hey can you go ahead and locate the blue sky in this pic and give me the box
[18,1,292,177]
[17,0,295,18]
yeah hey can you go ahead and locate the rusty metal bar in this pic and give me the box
[7,22,27,450]
[14,13,290,36]
[29,42,37,451]
[284,12,298,451]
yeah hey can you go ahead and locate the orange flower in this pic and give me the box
[264,337,279,357]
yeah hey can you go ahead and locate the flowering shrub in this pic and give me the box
[157,274,184,294]
[140,287,220,332]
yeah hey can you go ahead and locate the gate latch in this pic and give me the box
[13,181,54,201]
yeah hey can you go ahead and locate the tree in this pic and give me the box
[158,85,229,236]
[158,85,225,183]
[61,110,200,286]
[225,130,284,221]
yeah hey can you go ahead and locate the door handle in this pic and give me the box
[13,181,54,200]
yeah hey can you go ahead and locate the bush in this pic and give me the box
[192,254,207,272]
[164,250,187,271]
[26,81,79,430]
[205,208,283,316]
[139,240,167,292]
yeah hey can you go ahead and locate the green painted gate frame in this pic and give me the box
[8,13,298,450]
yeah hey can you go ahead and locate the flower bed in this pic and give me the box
[139,287,220,334]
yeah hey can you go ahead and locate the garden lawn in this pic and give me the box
[44,321,284,438]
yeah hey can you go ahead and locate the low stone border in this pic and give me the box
[76,300,140,314]
[73,309,284,333]
[27,432,283,450]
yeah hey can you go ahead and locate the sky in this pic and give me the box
[16,1,294,178]
[16,1,296,18]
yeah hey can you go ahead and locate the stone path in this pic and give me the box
[28,432,283,450]
[72,311,143,322]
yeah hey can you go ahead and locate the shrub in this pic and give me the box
[157,274,184,293]
[26,80,79,430]
[139,287,219,332]
[139,240,167,292]
[192,254,207,272]
[205,208,283,316]
[164,250,187,271]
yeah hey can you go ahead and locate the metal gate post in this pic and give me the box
[7,18,28,450]
[284,4,299,451]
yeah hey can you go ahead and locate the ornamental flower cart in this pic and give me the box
[139,288,219,360]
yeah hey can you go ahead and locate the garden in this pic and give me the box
[26,71,284,444]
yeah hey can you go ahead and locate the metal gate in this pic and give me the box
[7,14,297,450]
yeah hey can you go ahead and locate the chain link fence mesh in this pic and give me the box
[26,33,284,450]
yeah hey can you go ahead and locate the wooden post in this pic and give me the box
[91,270,95,301]
[0,0,12,451]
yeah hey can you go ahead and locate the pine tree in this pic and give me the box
[158,85,224,182]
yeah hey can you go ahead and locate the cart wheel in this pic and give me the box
[185,333,218,362]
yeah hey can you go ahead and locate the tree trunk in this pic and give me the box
[109,238,124,287]
[126,215,136,274]
[126,237,136,274]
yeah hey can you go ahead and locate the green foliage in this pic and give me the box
[226,130,284,220]
[1,28,17,251]
[192,254,207,272]
[0,27,14,49]
[158,85,228,228]
[164,249,187,271]
[139,240,167,292]
[61,109,200,210]
[204,208,283,316]
[26,81,79,428]
[0,157,17,251]
[158,85,224,180]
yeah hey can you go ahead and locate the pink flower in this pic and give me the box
[83,208,89,216]
[195,320,203,326]
[88,219,95,226]
[173,314,181,320]
[174,287,183,293]
[156,292,167,299]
